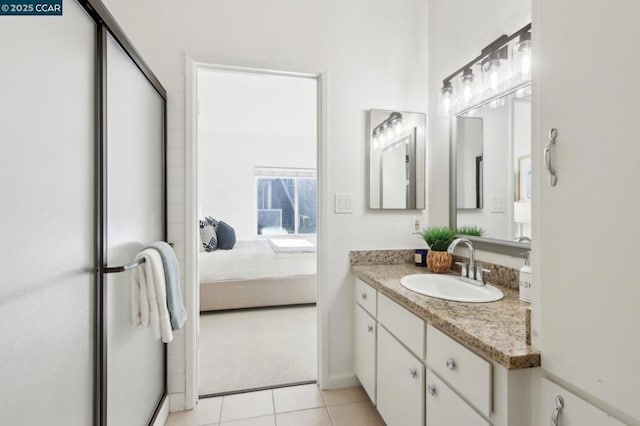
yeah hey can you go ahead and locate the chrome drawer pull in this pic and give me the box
[446,358,456,371]
[551,395,564,426]
[544,128,558,187]
[367,324,374,333]
[427,384,436,396]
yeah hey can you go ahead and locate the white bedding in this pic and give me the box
[199,239,317,283]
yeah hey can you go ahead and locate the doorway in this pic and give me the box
[194,66,319,397]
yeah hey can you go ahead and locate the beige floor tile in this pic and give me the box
[327,400,385,426]
[321,386,369,406]
[219,390,274,423]
[220,415,276,425]
[276,407,332,426]
[165,397,223,426]
[273,384,325,413]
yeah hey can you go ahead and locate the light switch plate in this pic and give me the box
[412,216,422,233]
[334,193,354,214]
[490,195,505,213]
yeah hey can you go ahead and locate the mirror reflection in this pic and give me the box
[455,88,531,242]
[369,109,426,209]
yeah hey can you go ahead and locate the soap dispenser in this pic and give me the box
[519,252,532,303]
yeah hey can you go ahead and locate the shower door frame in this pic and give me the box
[75,1,168,425]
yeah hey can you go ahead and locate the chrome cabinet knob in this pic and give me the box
[361,292,367,300]
[551,395,564,426]
[409,368,418,379]
[446,358,455,371]
[367,324,374,333]
[427,384,436,396]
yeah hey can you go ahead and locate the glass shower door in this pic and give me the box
[0,1,96,424]
[104,33,166,426]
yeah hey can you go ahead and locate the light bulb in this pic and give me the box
[490,67,499,90]
[514,31,532,79]
[438,81,456,115]
[521,51,531,76]
[460,68,475,104]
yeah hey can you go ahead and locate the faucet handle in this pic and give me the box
[475,266,492,284]
[455,261,469,278]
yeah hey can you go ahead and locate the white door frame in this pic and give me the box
[184,57,328,409]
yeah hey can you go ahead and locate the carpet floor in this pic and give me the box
[199,305,317,396]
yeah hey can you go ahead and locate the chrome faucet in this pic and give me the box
[447,237,491,285]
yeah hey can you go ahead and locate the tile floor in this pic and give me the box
[165,384,385,426]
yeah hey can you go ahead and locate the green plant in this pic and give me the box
[457,225,484,237]
[421,226,456,251]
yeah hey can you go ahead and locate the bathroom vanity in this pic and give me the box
[351,259,539,426]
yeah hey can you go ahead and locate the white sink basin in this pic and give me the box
[400,274,504,303]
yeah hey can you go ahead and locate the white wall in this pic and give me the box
[103,0,428,410]
[197,69,317,240]
[427,0,530,266]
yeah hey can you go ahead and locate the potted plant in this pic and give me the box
[421,226,456,273]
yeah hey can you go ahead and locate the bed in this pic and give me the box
[199,238,317,311]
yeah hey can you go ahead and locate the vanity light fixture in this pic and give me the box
[438,23,532,115]
[372,111,404,150]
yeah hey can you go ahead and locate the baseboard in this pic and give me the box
[320,373,360,390]
[150,394,169,426]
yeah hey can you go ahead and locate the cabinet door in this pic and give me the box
[426,369,490,426]
[539,378,624,426]
[354,304,376,402]
[377,326,424,426]
[535,0,640,420]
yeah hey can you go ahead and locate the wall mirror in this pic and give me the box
[368,109,426,209]
[451,86,531,248]
[441,23,532,253]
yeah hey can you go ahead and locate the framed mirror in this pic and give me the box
[450,85,531,251]
[368,109,426,209]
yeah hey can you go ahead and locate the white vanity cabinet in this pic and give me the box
[376,292,426,426]
[535,1,640,422]
[354,303,376,402]
[377,326,424,426]
[354,278,378,402]
[353,277,532,426]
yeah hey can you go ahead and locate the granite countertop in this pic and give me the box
[352,262,541,370]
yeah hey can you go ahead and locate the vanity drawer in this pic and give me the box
[426,369,490,426]
[540,377,625,426]
[378,292,425,359]
[426,324,492,417]
[354,278,377,317]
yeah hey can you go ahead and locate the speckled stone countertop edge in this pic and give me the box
[352,264,541,370]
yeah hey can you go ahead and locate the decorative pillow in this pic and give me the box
[216,221,236,250]
[199,219,218,252]
[205,216,219,227]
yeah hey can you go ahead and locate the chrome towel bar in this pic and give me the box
[103,258,146,274]
[101,242,173,273]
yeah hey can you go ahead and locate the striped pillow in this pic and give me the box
[199,219,218,252]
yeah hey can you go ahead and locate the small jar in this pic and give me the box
[415,249,428,267]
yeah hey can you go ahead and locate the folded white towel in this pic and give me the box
[131,248,173,343]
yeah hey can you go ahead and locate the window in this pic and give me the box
[256,168,317,235]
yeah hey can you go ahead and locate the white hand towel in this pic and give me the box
[131,259,150,327]
[130,248,173,343]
